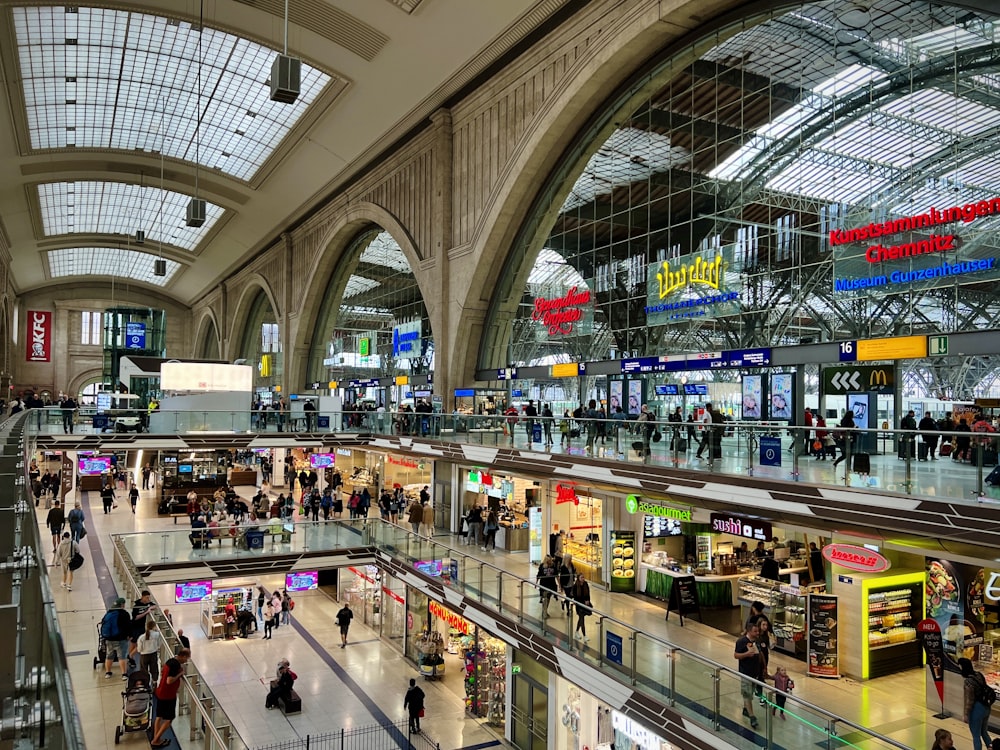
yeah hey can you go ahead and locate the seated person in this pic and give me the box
[189,515,208,546]
[269,499,282,518]
[265,659,296,709]
[206,518,220,539]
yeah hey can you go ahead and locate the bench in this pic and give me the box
[269,680,302,714]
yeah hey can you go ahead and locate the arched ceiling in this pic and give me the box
[0,0,569,301]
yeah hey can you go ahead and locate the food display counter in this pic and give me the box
[564,539,602,579]
[229,468,258,486]
[738,575,824,659]
[497,515,528,552]
[640,559,745,607]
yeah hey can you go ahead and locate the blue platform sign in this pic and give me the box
[125,322,146,349]
[760,436,782,467]
[317,416,330,429]
[605,631,623,665]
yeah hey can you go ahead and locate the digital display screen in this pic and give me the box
[654,384,679,395]
[77,456,111,475]
[414,560,443,577]
[414,389,432,398]
[285,572,318,591]
[174,580,212,603]
[177,464,194,474]
[454,389,475,397]
[161,456,178,464]
[643,515,683,537]
[309,453,335,468]
[511,389,523,398]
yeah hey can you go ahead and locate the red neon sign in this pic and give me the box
[821,543,891,573]
[532,286,591,336]
[429,601,470,634]
[830,198,1000,248]
[555,484,579,505]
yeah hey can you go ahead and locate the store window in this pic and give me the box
[339,566,382,629]
[550,482,604,583]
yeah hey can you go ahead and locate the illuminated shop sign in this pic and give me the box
[710,512,771,541]
[532,286,592,336]
[645,249,740,323]
[392,320,422,359]
[831,199,1000,294]
[429,601,471,634]
[821,543,891,573]
[625,495,691,521]
[555,484,579,505]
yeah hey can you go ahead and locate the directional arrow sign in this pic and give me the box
[822,366,894,394]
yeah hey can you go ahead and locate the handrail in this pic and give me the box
[114,519,910,749]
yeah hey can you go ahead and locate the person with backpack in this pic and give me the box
[55,531,79,590]
[960,657,995,750]
[101,597,132,680]
[320,488,333,520]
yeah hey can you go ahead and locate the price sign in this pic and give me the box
[839,340,857,362]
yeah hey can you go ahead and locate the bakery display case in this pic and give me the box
[861,575,923,679]
[564,539,602,578]
[738,576,825,659]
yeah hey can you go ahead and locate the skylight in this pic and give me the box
[38,182,223,251]
[13,6,332,182]
[528,248,588,290]
[48,247,181,286]
[359,231,411,273]
[343,275,380,299]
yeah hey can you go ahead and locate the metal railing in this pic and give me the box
[25,407,1000,503]
[114,519,912,750]
[253,720,439,750]
[0,411,85,749]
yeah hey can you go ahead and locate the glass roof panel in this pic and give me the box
[527,248,587,289]
[47,247,180,285]
[343,275,380,299]
[358,231,411,273]
[560,127,688,212]
[38,181,223,251]
[766,151,887,204]
[13,6,332,182]
[880,88,1000,137]
[947,155,1000,193]
[814,115,942,168]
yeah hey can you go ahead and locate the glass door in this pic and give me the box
[511,672,547,750]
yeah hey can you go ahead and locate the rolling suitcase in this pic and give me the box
[676,438,688,452]
[984,449,999,466]
[918,442,929,461]
[852,453,871,474]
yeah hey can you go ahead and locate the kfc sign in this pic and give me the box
[26,310,52,362]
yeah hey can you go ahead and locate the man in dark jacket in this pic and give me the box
[404,678,426,733]
[919,412,939,460]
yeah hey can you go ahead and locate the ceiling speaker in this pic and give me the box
[186,198,206,227]
[270,54,301,104]
[153,259,167,277]
[135,230,145,245]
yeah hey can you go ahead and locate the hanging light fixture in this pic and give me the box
[270,0,301,103]
[187,1,207,227]
[135,172,145,244]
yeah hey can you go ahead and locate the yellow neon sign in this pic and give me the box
[657,255,723,299]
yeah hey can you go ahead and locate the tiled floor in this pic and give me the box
[45,473,979,750]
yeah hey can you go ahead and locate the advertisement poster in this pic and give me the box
[174,580,213,603]
[60,452,73,499]
[610,531,636,593]
[285,571,318,591]
[627,380,643,416]
[528,507,543,564]
[926,558,986,672]
[918,618,946,704]
[848,393,870,431]
[807,593,839,677]
[741,374,763,419]
[609,380,624,414]
[25,310,52,362]
[769,373,793,420]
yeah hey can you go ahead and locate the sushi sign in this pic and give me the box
[822,543,891,573]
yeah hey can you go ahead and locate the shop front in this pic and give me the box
[547,482,604,584]
[406,596,508,726]
[199,582,255,639]
[462,469,534,552]
[382,453,433,509]
[340,565,383,629]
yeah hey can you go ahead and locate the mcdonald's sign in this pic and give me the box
[822,365,894,394]
[869,369,889,388]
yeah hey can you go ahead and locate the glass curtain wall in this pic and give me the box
[238,291,281,393]
[482,1,1000,400]
[307,228,434,397]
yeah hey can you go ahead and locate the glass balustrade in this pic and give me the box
[26,408,1000,505]
[113,518,910,750]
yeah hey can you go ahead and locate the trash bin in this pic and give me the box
[245,531,264,550]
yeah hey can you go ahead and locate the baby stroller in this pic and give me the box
[93,623,107,669]
[114,670,153,744]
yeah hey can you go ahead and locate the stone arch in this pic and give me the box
[227,275,281,362]
[286,202,425,391]
[67,367,103,398]
[194,309,222,360]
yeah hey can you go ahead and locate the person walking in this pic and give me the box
[67,500,85,542]
[536,556,559,618]
[142,463,152,490]
[570,572,592,641]
[46,499,65,554]
[100,483,115,514]
[421,496,435,537]
[558,555,576,614]
[335,603,354,648]
[920,411,940,460]
[55,531,78,589]
[483,509,499,552]
[404,678,426,734]
[542,403,554,446]
[734,619,763,729]
[128,482,139,513]
[101,597,132,680]
[135,620,163,684]
[407,497,423,535]
[150,648,191,747]
[832,410,856,469]
[960,657,994,750]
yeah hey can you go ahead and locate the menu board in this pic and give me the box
[665,575,701,626]
[175,580,213,603]
[610,531,636,593]
[807,593,839,677]
[643,515,682,537]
